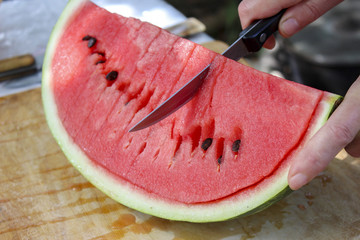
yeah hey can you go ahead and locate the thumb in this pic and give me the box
[279,0,343,37]
[288,76,360,190]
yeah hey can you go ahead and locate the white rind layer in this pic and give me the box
[42,0,342,222]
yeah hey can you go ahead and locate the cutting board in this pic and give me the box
[1,45,360,239]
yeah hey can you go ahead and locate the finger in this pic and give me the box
[238,0,302,29]
[279,0,344,37]
[345,131,360,157]
[288,76,360,190]
[263,35,276,49]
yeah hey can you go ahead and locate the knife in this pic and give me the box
[129,9,286,132]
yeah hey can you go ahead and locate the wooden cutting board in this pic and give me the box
[1,52,360,239]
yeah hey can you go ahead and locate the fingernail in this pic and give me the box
[281,18,299,37]
[289,173,307,190]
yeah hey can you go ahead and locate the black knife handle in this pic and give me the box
[242,9,286,52]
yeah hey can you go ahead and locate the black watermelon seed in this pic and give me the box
[106,71,118,81]
[87,37,97,48]
[232,139,241,152]
[82,35,91,41]
[201,138,213,151]
[95,60,106,65]
[217,155,222,164]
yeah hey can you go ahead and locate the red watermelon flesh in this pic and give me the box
[43,0,342,221]
[50,1,323,204]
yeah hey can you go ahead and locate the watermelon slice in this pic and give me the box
[42,0,341,222]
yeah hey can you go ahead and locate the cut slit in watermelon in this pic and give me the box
[42,0,342,222]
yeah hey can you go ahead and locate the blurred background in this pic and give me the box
[0,0,359,96]
[167,0,241,44]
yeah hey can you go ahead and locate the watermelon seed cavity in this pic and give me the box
[201,138,212,151]
[232,140,241,152]
[216,138,225,166]
[134,89,154,114]
[138,142,147,155]
[190,126,202,153]
[82,35,91,40]
[87,37,97,48]
[217,156,222,164]
[118,81,130,92]
[96,60,105,65]
[95,52,105,56]
[106,71,118,81]
[173,136,183,157]
[82,35,97,48]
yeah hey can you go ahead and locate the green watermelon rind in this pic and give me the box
[42,0,342,222]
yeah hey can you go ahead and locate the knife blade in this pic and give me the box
[129,9,285,132]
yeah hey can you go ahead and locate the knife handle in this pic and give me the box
[242,9,286,52]
[0,54,37,82]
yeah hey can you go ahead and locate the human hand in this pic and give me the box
[288,77,360,190]
[238,0,344,48]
